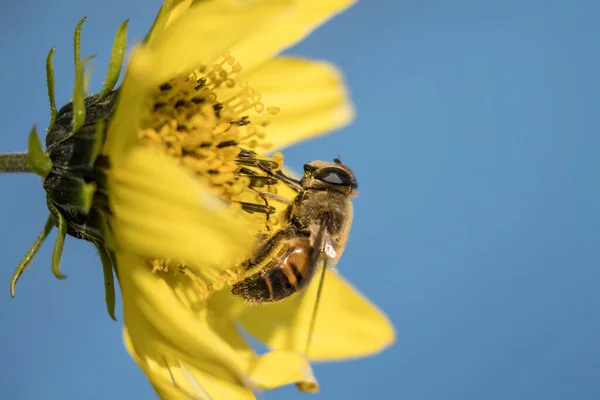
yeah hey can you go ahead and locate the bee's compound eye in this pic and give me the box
[314,167,353,186]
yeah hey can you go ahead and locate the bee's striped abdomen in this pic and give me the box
[231,238,317,303]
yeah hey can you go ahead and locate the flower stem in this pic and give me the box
[0,152,31,173]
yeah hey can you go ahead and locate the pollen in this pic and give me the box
[139,53,287,298]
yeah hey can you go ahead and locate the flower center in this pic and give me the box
[139,53,287,298]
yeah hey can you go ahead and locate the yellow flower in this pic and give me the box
[5,0,395,399]
[108,1,394,397]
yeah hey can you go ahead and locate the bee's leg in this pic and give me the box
[299,257,328,364]
[255,191,292,205]
[300,217,330,365]
[254,233,269,241]
[248,187,285,209]
[269,170,303,193]
[245,227,297,270]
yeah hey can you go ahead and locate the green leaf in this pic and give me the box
[27,126,52,178]
[96,243,117,321]
[49,204,68,280]
[98,19,129,99]
[10,216,54,297]
[46,47,57,126]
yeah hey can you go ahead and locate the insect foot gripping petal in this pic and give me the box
[9,18,127,312]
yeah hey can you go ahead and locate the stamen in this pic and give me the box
[152,259,170,273]
[137,53,290,295]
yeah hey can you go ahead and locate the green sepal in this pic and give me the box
[96,209,118,252]
[46,47,57,126]
[95,243,117,321]
[45,174,97,213]
[80,182,97,214]
[49,203,68,280]
[84,64,95,96]
[27,126,52,178]
[97,19,129,100]
[72,55,95,133]
[90,118,105,165]
[73,17,87,72]
[10,215,54,297]
[72,16,89,133]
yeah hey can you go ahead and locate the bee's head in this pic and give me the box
[301,158,358,196]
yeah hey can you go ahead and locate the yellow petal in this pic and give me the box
[105,1,296,160]
[245,57,354,151]
[249,350,319,392]
[231,0,356,71]
[203,291,320,392]
[109,147,253,268]
[265,105,354,152]
[141,0,294,87]
[161,0,193,30]
[119,252,248,379]
[175,363,256,400]
[103,47,154,161]
[121,256,321,399]
[204,290,257,365]
[124,328,255,400]
[145,0,193,43]
[238,269,396,361]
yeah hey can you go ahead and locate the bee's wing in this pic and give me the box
[294,216,332,356]
[290,217,329,306]
[291,258,325,307]
[321,233,341,274]
[309,216,339,272]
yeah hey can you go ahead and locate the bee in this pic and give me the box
[231,149,358,304]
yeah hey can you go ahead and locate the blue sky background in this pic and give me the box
[1,0,599,399]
